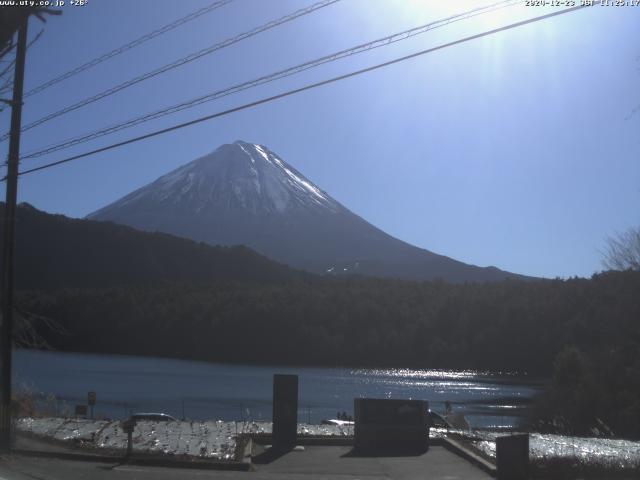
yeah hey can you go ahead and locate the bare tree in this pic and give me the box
[602,227,640,271]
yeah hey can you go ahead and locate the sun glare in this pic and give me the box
[395,0,525,31]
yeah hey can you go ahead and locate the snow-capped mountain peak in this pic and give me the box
[98,141,340,216]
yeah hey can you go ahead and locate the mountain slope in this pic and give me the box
[1,203,300,290]
[89,141,526,282]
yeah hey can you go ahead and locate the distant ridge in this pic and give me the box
[1,202,300,290]
[88,141,528,282]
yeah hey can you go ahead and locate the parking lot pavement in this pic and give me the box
[0,445,491,480]
[255,445,492,479]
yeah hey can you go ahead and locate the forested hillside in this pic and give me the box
[20,272,638,375]
[1,203,301,289]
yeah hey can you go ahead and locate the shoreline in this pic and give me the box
[14,348,550,380]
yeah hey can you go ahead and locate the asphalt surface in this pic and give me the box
[0,446,492,479]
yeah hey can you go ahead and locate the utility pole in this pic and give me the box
[0,17,28,452]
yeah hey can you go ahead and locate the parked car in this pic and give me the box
[130,412,177,422]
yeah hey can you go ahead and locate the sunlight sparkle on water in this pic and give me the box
[353,368,510,380]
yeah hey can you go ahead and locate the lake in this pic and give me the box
[13,349,544,429]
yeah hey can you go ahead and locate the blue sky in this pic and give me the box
[1,0,638,279]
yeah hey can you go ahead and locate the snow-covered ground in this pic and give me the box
[16,417,640,471]
[468,430,640,471]
[16,418,352,460]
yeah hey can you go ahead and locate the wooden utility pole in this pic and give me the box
[0,17,28,452]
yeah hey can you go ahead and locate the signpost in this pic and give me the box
[121,417,136,458]
[88,391,96,419]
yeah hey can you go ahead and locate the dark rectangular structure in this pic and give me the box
[497,433,529,480]
[354,398,429,453]
[272,374,298,448]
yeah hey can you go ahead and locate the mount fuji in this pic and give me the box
[88,141,525,282]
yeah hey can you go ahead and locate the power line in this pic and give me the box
[0,29,43,112]
[0,0,341,141]
[0,56,17,88]
[22,0,234,98]
[12,4,590,179]
[21,0,522,161]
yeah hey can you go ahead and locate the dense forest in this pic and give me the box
[16,273,635,371]
[18,271,640,437]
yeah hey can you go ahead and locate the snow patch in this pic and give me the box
[282,166,327,202]
[237,144,255,164]
[253,144,272,164]
[16,418,353,460]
